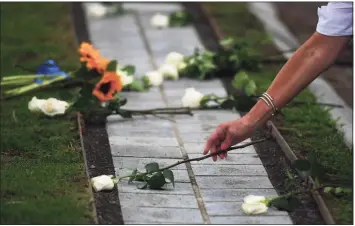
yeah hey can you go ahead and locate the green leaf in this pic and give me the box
[271,196,300,212]
[137,183,148,189]
[323,187,334,193]
[106,60,118,72]
[232,71,249,89]
[244,80,257,96]
[147,172,166,189]
[334,187,343,195]
[145,162,160,173]
[128,80,145,91]
[141,76,150,88]
[121,65,135,75]
[285,169,294,180]
[307,152,324,179]
[163,169,175,187]
[294,159,311,172]
[199,95,211,108]
[128,169,138,184]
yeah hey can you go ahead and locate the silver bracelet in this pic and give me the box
[259,92,278,116]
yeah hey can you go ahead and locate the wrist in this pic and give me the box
[243,99,274,129]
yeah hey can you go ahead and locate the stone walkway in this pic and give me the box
[84,2,292,224]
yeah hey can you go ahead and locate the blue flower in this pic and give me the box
[36,59,70,79]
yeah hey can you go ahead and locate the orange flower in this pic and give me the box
[92,72,123,101]
[78,42,109,74]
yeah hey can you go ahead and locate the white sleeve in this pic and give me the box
[316,2,353,36]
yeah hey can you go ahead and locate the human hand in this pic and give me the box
[203,117,255,161]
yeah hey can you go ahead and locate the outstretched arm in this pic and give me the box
[204,32,351,161]
[245,32,351,130]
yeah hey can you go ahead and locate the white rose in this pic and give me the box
[145,71,163,86]
[91,175,115,192]
[165,52,185,67]
[117,68,133,86]
[181,88,204,108]
[28,96,46,113]
[86,3,107,18]
[150,13,169,28]
[158,63,179,80]
[38,98,69,117]
[241,195,268,215]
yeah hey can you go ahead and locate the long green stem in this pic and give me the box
[118,137,270,180]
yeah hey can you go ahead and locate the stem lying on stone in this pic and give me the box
[118,137,270,180]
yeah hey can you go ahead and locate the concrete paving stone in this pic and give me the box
[179,132,210,143]
[163,78,224,89]
[109,136,179,147]
[106,116,173,130]
[110,145,182,158]
[195,176,274,189]
[113,157,188,170]
[176,123,220,133]
[119,193,198,208]
[119,92,163,101]
[121,206,204,224]
[210,216,293,224]
[189,154,262,165]
[120,101,168,109]
[200,188,278,202]
[123,2,183,12]
[191,165,268,176]
[183,142,257,154]
[108,129,175,138]
[87,13,140,34]
[116,168,190,182]
[118,182,195,195]
[205,202,289,216]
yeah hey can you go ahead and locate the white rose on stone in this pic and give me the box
[28,96,46,113]
[241,195,269,215]
[91,175,116,192]
[145,71,164,86]
[150,13,169,28]
[158,63,179,80]
[181,88,204,108]
[86,3,107,18]
[116,68,134,86]
[164,52,185,67]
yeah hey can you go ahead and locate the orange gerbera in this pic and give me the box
[92,71,123,101]
[79,42,109,74]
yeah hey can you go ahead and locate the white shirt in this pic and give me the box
[316,2,353,36]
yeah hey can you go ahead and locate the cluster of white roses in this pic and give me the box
[141,51,187,87]
[28,97,69,117]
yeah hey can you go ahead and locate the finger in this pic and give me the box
[211,145,218,162]
[203,126,226,155]
[220,132,233,151]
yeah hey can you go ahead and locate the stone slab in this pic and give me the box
[111,145,182,158]
[176,123,220,133]
[107,129,175,138]
[210,216,293,224]
[109,136,179,147]
[123,3,183,12]
[200,188,278,202]
[118,182,195,195]
[116,168,190,183]
[183,142,257,154]
[205,202,289,216]
[191,165,268,176]
[119,193,198,208]
[189,154,263,165]
[113,157,188,170]
[163,78,224,89]
[121,207,204,224]
[106,116,173,130]
[195,176,274,189]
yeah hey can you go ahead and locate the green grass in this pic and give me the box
[203,2,353,224]
[0,3,92,224]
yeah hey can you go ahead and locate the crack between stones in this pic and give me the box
[133,11,211,225]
